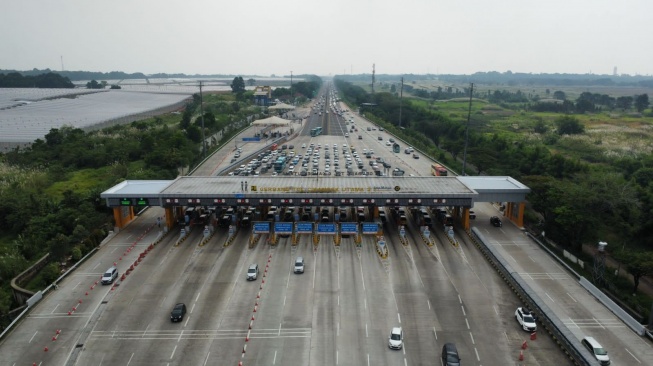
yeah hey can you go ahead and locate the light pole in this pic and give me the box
[398,77,404,128]
[462,83,473,175]
[290,71,293,105]
[199,80,206,158]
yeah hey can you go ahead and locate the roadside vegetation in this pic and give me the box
[336,76,653,318]
[0,75,323,328]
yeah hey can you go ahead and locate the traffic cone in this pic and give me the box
[44,346,48,352]
[78,299,82,304]
[530,332,537,340]
[519,350,524,361]
[522,340,528,349]
[52,336,56,341]
[56,329,61,334]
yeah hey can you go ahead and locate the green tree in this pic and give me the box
[533,118,548,134]
[247,78,256,86]
[230,76,246,94]
[555,116,584,135]
[614,250,653,294]
[553,90,566,100]
[634,94,649,113]
[86,80,104,89]
[616,96,633,110]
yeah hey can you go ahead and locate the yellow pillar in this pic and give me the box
[372,206,379,218]
[165,207,175,228]
[113,206,135,229]
[461,207,471,231]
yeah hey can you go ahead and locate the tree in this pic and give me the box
[616,96,633,110]
[230,76,245,94]
[247,78,256,86]
[634,94,649,113]
[614,250,653,294]
[555,116,584,135]
[553,90,566,100]
[86,80,104,89]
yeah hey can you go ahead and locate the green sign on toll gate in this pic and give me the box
[120,198,131,206]
[136,197,149,206]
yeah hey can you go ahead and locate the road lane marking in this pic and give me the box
[142,323,150,338]
[93,262,101,270]
[465,318,470,329]
[433,327,437,340]
[504,331,509,341]
[593,318,605,329]
[190,303,196,314]
[625,348,641,363]
[469,332,475,344]
[273,350,277,364]
[427,300,431,310]
[72,281,81,290]
[126,352,135,366]
[283,295,286,306]
[506,254,517,262]
[475,347,480,361]
[528,255,536,262]
[545,292,555,302]
[566,293,578,302]
[364,298,367,309]
[493,305,499,315]
[359,256,366,291]
[278,323,281,336]
[28,330,38,343]
[338,295,340,306]
[178,330,184,342]
[458,295,462,304]
[461,305,466,316]
[404,358,407,366]
[366,323,368,337]
[203,352,211,366]
[50,304,60,314]
[170,346,177,360]
[336,350,338,365]
[397,313,401,323]
[367,354,370,366]
[195,292,201,302]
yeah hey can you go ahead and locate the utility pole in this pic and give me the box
[372,63,376,94]
[398,77,404,128]
[462,83,474,175]
[199,81,206,158]
[290,71,293,105]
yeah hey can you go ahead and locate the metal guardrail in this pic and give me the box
[470,227,600,366]
[525,233,649,337]
[0,231,116,341]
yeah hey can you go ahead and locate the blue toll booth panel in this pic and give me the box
[340,222,359,235]
[274,222,293,234]
[297,222,313,233]
[316,223,337,235]
[362,222,379,234]
[253,222,271,234]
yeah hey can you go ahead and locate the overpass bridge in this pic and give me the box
[101,175,530,230]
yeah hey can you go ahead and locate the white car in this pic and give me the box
[302,143,306,148]
[388,327,403,350]
[515,307,537,332]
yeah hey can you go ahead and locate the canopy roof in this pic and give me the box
[268,102,295,110]
[251,116,292,126]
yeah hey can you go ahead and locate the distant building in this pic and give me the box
[254,86,272,106]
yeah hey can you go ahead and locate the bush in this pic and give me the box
[42,262,60,284]
[71,246,82,261]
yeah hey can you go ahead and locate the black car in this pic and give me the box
[170,303,187,322]
[490,216,502,227]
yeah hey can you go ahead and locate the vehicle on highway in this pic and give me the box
[378,136,383,140]
[412,153,419,159]
[294,257,305,274]
[101,266,118,285]
[170,303,187,322]
[388,327,403,350]
[581,336,611,365]
[515,307,537,331]
[469,210,476,219]
[247,264,259,281]
[490,216,502,227]
[441,343,461,366]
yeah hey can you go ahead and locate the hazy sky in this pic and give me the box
[1,0,651,76]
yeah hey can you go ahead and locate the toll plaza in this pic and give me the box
[101,175,530,231]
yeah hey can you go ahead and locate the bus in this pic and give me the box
[392,143,400,153]
[310,126,323,137]
[431,163,448,176]
[274,157,287,173]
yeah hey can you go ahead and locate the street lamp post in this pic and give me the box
[290,71,293,105]
[199,80,206,158]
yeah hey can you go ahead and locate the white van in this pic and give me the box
[294,257,305,274]
[101,266,118,285]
